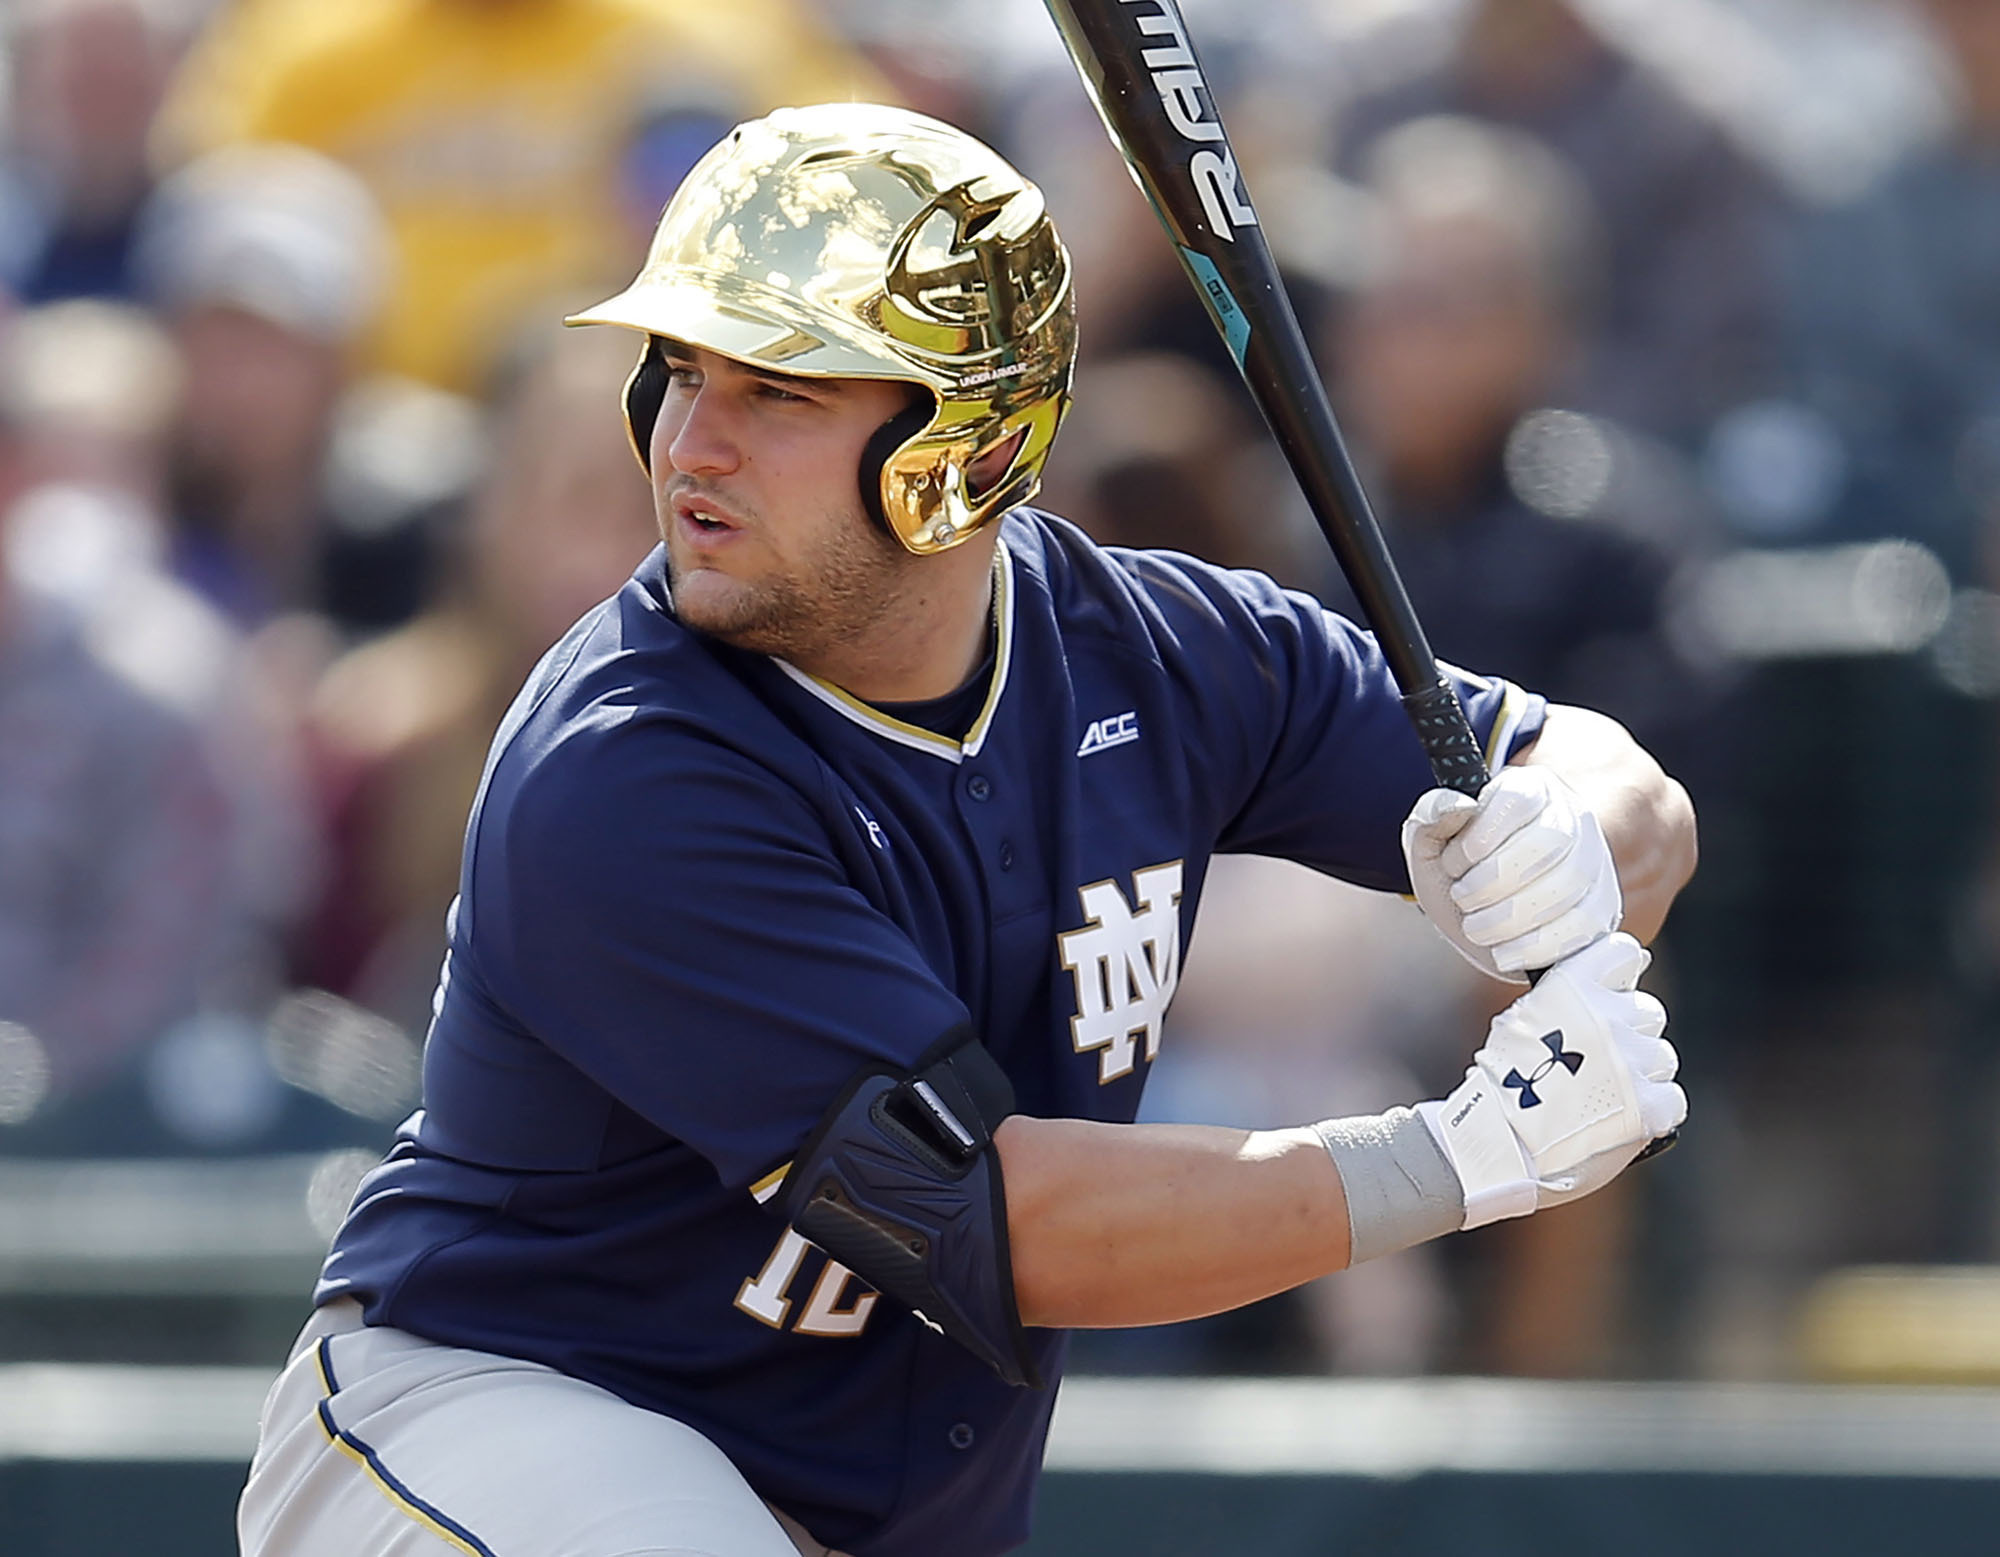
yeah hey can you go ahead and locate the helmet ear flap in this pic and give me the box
[623,337,672,476]
[859,395,936,536]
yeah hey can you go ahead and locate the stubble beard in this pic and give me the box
[665,491,918,666]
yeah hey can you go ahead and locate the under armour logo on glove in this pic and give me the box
[1419,935,1683,1229]
[1503,1031,1584,1109]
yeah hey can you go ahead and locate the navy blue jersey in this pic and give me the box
[319,509,1542,1557]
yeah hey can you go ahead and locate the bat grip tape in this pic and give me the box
[1402,679,1489,798]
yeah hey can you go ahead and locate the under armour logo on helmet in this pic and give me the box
[1503,1031,1584,1109]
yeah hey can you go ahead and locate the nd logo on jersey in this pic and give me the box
[1058,861,1184,1084]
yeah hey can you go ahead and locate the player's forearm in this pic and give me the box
[994,1114,1351,1329]
[1516,704,1696,943]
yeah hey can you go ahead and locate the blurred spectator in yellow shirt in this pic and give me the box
[153,0,891,394]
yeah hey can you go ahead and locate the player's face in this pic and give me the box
[650,344,922,660]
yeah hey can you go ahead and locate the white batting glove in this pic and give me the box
[1402,766,1622,983]
[1415,933,1684,1230]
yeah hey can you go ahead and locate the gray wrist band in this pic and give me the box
[1313,1107,1466,1264]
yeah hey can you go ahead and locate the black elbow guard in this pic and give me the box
[778,1029,1040,1388]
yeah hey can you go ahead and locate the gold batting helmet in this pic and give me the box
[569,102,1076,555]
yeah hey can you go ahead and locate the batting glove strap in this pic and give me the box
[1414,1092,1537,1231]
[1417,933,1684,1231]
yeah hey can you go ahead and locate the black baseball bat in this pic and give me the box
[1041,0,1675,1156]
[1041,0,1487,797]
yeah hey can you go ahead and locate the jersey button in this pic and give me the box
[967,775,992,802]
[948,1422,976,1451]
[998,840,1015,871]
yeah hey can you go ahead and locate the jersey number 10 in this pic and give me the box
[734,1227,880,1337]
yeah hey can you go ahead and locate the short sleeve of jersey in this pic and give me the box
[460,712,970,1192]
[1109,546,1543,892]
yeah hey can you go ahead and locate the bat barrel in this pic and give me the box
[1042,0,1488,793]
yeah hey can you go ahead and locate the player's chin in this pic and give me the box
[670,566,748,627]
[669,567,789,652]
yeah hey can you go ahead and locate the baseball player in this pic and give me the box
[239,104,1694,1557]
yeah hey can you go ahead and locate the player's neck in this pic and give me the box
[799,538,998,704]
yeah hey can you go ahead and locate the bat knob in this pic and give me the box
[1637,1130,1679,1162]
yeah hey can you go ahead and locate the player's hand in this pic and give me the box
[1401,765,1622,984]
[1415,933,1683,1229]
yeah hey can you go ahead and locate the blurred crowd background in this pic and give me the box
[2,0,1998,1389]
